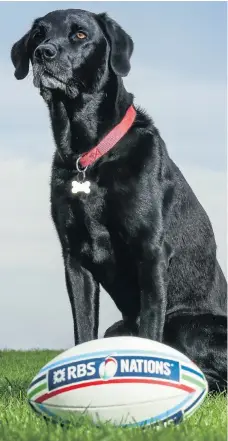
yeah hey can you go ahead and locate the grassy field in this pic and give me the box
[0,350,226,441]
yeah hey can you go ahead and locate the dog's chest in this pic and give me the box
[52,170,137,283]
[63,184,115,269]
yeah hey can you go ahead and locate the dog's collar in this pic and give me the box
[77,105,136,170]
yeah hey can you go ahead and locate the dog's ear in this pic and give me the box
[97,13,133,77]
[11,31,31,80]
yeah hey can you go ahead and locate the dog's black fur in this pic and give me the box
[11,9,227,392]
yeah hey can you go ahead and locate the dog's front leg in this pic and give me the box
[64,254,100,345]
[138,244,168,342]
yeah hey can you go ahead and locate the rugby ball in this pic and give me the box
[27,337,208,426]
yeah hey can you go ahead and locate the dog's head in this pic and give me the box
[11,9,133,98]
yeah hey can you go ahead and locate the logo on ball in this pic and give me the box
[99,356,118,380]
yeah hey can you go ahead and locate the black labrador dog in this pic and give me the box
[11,9,227,392]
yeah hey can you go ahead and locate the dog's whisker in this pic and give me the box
[72,73,86,89]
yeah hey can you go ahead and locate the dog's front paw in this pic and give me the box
[104,320,139,338]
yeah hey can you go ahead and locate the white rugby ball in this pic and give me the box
[27,337,208,427]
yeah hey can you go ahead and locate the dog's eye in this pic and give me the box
[32,29,44,42]
[71,31,87,41]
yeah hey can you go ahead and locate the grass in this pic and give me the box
[0,350,226,441]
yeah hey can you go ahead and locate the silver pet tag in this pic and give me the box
[71,157,90,194]
[71,180,91,194]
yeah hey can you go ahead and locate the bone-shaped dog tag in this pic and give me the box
[71,180,91,194]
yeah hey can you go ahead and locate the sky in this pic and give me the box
[0,1,226,349]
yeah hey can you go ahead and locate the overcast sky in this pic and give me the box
[0,2,226,349]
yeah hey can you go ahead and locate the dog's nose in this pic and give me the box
[34,44,57,61]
